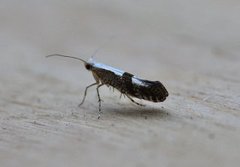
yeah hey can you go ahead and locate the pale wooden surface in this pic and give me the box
[1,1,240,167]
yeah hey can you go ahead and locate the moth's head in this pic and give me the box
[84,63,93,71]
[85,57,95,71]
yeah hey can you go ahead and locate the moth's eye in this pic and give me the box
[85,64,91,70]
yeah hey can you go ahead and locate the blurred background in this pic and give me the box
[1,0,240,80]
[1,1,240,167]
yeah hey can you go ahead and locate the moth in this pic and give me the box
[47,54,168,118]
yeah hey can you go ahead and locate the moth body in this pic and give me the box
[86,60,168,103]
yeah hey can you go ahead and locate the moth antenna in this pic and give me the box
[46,54,87,64]
[90,47,101,60]
[90,36,115,60]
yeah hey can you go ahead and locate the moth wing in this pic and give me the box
[92,62,125,77]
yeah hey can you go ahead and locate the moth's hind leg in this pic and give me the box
[79,82,98,107]
[96,84,104,119]
[126,94,145,107]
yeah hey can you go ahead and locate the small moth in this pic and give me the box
[47,54,168,118]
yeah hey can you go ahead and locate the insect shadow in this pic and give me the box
[104,105,170,119]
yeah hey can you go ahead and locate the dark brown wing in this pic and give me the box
[120,72,168,102]
[131,79,168,102]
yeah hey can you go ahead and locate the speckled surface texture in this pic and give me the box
[1,1,240,167]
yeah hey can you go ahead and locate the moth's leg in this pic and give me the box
[78,83,98,107]
[96,84,104,119]
[126,94,145,107]
[119,93,126,99]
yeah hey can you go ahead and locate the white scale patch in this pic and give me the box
[92,61,147,87]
